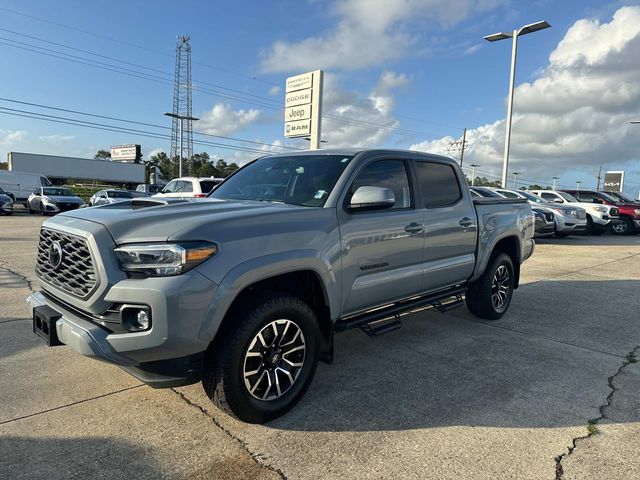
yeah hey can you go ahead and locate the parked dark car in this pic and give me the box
[0,186,14,215]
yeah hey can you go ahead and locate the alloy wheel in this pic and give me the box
[612,222,627,234]
[491,265,511,310]
[243,319,306,401]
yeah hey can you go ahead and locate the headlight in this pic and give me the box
[114,242,218,276]
[635,209,640,215]
[41,197,55,205]
[594,206,607,213]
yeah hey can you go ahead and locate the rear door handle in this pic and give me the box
[459,217,474,228]
[404,222,424,234]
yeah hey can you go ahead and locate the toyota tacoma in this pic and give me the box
[28,149,534,423]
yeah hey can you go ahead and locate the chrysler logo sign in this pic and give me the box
[49,241,64,270]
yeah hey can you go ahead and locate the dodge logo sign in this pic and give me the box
[49,241,63,270]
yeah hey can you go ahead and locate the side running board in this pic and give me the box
[334,286,466,338]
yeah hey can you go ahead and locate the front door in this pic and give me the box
[337,159,425,315]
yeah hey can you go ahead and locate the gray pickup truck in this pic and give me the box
[28,149,534,423]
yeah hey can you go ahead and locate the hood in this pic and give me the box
[45,195,83,203]
[57,197,307,243]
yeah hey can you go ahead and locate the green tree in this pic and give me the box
[197,162,218,178]
[94,149,111,160]
[145,151,175,182]
[0,161,7,170]
[524,184,543,190]
[472,176,501,187]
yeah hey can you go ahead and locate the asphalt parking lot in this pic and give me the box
[1,212,639,480]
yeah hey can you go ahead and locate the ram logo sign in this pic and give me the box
[603,171,624,192]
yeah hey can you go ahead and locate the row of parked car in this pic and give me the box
[470,187,640,237]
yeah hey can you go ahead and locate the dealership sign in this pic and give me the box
[603,171,624,192]
[284,70,324,149]
[111,144,141,162]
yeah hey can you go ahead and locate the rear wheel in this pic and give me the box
[202,294,320,423]
[466,253,514,320]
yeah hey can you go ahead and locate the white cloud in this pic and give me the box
[38,134,75,143]
[147,148,164,159]
[321,71,411,147]
[463,44,482,55]
[411,6,640,184]
[268,86,281,96]
[260,0,506,72]
[199,103,261,137]
[0,129,27,144]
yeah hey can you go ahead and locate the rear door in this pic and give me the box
[415,160,477,292]
[337,158,425,315]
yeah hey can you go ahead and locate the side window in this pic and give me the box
[163,180,177,193]
[416,161,462,208]
[577,192,597,203]
[182,181,193,193]
[498,190,520,199]
[540,192,557,202]
[350,160,411,210]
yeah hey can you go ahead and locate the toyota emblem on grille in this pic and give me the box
[49,241,64,270]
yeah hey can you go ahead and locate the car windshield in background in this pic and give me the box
[597,191,620,203]
[210,155,354,207]
[108,191,133,199]
[558,191,579,202]
[519,191,549,203]
[129,191,147,197]
[199,180,220,193]
[43,188,74,196]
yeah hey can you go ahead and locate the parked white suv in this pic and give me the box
[492,188,588,237]
[154,177,223,198]
[529,190,617,234]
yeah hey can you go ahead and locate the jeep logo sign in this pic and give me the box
[603,171,624,192]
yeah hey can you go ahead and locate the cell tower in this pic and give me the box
[169,35,194,176]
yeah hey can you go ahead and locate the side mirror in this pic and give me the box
[553,198,563,203]
[348,186,395,211]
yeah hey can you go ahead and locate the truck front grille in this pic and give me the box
[576,210,586,219]
[544,212,554,222]
[36,229,97,298]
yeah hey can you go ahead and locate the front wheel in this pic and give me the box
[611,217,632,235]
[466,253,515,320]
[202,294,320,423]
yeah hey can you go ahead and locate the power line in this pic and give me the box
[0,97,299,151]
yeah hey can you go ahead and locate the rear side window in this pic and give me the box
[199,180,218,193]
[576,192,598,203]
[540,192,558,201]
[416,162,462,208]
[497,190,520,199]
[351,160,411,210]
[181,181,193,193]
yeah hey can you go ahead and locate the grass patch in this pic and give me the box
[625,353,637,364]
[587,420,600,436]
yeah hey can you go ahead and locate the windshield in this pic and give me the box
[199,180,220,193]
[607,191,636,202]
[519,191,549,203]
[108,191,133,199]
[43,187,74,196]
[210,154,354,206]
[558,191,579,202]
[597,191,620,203]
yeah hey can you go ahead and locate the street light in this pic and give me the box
[164,112,199,177]
[552,176,559,191]
[469,164,481,186]
[512,171,520,189]
[576,180,582,190]
[485,20,551,188]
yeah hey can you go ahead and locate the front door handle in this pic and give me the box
[404,222,424,234]
[459,217,474,228]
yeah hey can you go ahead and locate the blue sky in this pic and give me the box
[0,0,639,196]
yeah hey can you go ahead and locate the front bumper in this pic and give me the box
[0,202,12,214]
[534,220,555,237]
[43,202,83,213]
[27,269,218,387]
[554,215,588,233]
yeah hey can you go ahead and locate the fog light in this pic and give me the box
[122,307,151,332]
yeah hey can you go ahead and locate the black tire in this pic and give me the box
[611,216,632,236]
[585,215,594,235]
[40,204,46,216]
[466,253,515,320]
[202,294,320,424]
[27,204,34,214]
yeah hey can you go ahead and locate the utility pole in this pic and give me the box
[512,171,520,189]
[448,128,468,166]
[469,164,480,186]
[552,176,559,191]
[596,166,602,190]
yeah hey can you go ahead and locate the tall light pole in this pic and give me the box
[552,176,559,191]
[469,164,481,186]
[484,20,551,188]
[576,180,582,190]
[512,171,520,189]
[164,112,199,177]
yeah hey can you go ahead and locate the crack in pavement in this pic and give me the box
[554,345,640,479]
[0,264,36,294]
[170,388,287,480]
[0,385,143,425]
